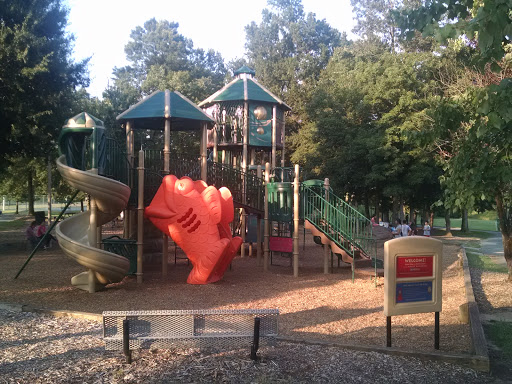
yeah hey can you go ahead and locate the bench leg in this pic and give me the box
[123,319,132,364]
[250,317,261,361]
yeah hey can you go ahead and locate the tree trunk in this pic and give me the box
[382,197,390,223]
[15,201,19,214]
[399,198,404,223]
[80,199,84,212]
[392,197,399,224]
[445,209,452,236]
[430,212,434,229]
[375,194,380,224]
[504,234,512,281]
[27,168,35,215]
[495,193,512,280]
[461,209,469,233]
[364,195,370,219]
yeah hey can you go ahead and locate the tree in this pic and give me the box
[290,42,444,219]
[244,0,345,124]
[0,0,89,213]
[398,0,512,279]
[110,18,226,103]
[351,0,428,53]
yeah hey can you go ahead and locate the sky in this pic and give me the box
[65,0,356,98]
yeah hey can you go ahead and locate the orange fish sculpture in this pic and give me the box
[145,175,242,284]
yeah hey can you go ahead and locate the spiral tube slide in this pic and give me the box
[56,155,131,291]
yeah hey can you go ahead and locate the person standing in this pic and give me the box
[393,220,402,237]
[423,221,431,237]
[401,220,411,237]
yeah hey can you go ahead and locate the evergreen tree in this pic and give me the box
[0,0,88,213]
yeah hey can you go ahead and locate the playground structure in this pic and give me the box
[145,175,242,284]
[35,67,377,292]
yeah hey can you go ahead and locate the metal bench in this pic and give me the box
[103,309,279,362]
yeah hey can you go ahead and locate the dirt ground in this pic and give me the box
[0,218,470,353]
[0,218,472,356]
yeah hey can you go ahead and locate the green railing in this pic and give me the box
[271,167,296,182]
[207,162,264,213]
[83,136,131,186]
[302,184,377,272]
[103,138,130,185]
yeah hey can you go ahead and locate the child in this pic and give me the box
[25,221,38,248]
[423,221,431,237]
[36,219,58,248]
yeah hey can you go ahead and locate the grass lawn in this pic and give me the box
[466,251,508,274]
[454,230,499,239]
[486,321,512,359]
[433,218,498,231]
[0,216,30,231]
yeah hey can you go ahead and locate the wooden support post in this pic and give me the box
[201,122,207,182]
[47,156,52,225]
[137,150,144,284]
[257,165,262,266]
[163,94,171,278]
[272,106,277,169]
[241,209,246,258]
[324,240,329,274]
[89,198,98,293]
[293,164,299,277]
[213,126,218,162]
[281,116,286,167]
[264,162,270,271]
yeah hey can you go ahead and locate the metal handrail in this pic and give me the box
[302,184,375,260]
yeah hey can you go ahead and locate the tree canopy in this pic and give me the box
[397,0,512,277]
[0,0,88,162]
[0,0,89,213]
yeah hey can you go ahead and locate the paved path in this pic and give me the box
[0,214,20,223]
[480,234,507,267]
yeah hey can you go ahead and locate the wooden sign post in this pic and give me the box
[384,237,443,349]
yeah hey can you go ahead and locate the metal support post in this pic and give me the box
[250,317,261,361]
[123,319,132,364]
[435,311,440,349]
[387,316,392,347]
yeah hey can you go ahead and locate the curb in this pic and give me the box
[459,247,490,371]
[277,336,489,371]
[0,302,102,321]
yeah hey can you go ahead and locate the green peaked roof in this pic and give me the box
[64,112,104,129]
[234,65,256,76]
[117,90,214,130]
[199,76,291,111]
